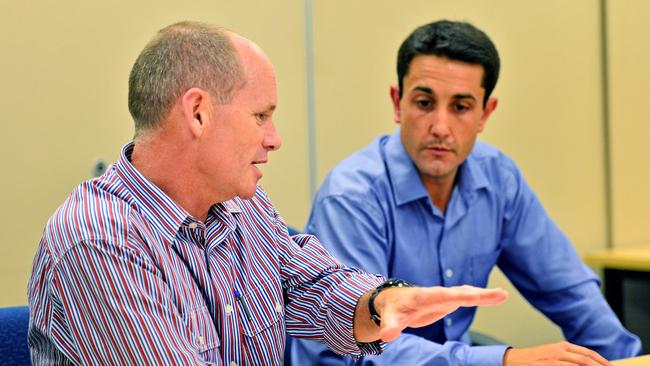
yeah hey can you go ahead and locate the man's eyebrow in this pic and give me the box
[413,85,433,94]
[259,104,276,113]
[412,86,477,101]
[452,93,477,101]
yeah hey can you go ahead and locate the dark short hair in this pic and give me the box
[397,20,500,105]
[128,21,245,137]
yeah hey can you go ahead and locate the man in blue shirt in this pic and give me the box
[291,20,641,365]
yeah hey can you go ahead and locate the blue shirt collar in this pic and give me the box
[385,129,489,207]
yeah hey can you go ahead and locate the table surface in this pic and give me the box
[584,245,650,272]
[612,354,650,365]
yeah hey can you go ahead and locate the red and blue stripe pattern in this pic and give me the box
[28,142,384,365]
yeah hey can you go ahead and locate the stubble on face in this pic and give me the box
[396,56,487,188]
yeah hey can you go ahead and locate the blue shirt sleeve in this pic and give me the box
[496,163,642,360]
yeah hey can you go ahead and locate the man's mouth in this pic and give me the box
[426,145,453,153]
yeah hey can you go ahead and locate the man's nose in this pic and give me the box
[429,109,451,138]
[263,122,282,151]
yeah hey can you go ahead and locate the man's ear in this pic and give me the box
[478,97,498,133]
[181,88,211,138]
[389,85,401,124]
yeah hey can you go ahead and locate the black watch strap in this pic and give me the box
[368,278,411,326]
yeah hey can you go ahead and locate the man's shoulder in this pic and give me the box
[469,141,520,174]
[470,140,506,159]
[468,141,526,199]
[320,136,390,198]
[41,175,137,263]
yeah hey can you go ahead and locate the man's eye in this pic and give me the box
[416,99,432,109]
[454,104,469,112]
[256,113,268,123]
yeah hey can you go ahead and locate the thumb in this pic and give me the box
[377,310,406,342]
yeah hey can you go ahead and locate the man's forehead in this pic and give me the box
[407,55,482,77]
[226,34,277,101]
[230,33,274,72]
[404,55,485,96]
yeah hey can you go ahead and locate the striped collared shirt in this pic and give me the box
[28,142,383,365]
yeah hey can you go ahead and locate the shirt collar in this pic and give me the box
[115,142,191,244]
[385,129,489,206]
[457,147,490,198]
[385,129,430,206]
[115,142,244,244]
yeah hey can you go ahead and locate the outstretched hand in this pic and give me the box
[354,285,508,343]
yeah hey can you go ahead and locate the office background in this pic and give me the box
[1,0,648,348]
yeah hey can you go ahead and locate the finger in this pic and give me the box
[560,352,607,366]
[474,287,508,305]
[563,344,612,366]
[432,286,508,307]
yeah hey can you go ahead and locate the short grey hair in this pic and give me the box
[128,21,245,137]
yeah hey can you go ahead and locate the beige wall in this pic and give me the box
[1,0,647,350]
[608,0,650,247]
[0,0,310,306]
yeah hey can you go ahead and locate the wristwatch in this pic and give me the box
[368,278,411,326]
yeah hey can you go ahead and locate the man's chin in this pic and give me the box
[420,164,458,181]
[237,182,260,200]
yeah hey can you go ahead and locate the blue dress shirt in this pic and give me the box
[290,129,641,365]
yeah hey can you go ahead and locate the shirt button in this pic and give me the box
[275,302,283,313]
[230,362,238,366]
[445,318,453,327]
[225,304,233,316]
[445,268,453,278]
[188,222,198,229]
[198,335,205,346]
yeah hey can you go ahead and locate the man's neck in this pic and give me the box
[421,171,457,214]
[130,134,213,222]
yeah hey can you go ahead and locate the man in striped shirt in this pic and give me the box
[28,21,507,365]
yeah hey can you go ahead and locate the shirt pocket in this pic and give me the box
[238,281,285,338]
[470,251,501,287]
[183,305,221,354]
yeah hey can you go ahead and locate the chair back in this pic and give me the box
[0,306,30,366]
